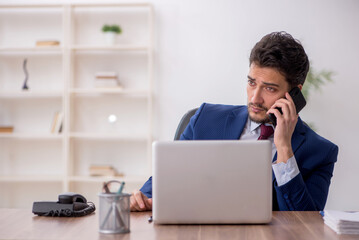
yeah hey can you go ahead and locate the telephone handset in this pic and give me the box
[32,192,95,217]
[268,86,306,127]
[58,192,87,204]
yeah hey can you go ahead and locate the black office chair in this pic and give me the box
[173,108,198,140]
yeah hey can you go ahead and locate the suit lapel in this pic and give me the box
[290,117,306,155]
[223,107,248,139]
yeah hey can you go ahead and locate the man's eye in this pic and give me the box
[266,87,276,92]
[248,80,255,86]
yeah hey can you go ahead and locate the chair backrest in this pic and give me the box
[173,108,198,140]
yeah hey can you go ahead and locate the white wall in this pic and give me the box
[153,0,359,211]
[3,0,359,211]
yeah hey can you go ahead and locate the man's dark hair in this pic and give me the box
[249,31,309,87]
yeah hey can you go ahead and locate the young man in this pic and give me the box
[130,31,338,211]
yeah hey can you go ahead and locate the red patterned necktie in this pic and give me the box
[258,124,274,140]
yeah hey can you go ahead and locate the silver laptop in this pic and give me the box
[152,140,272,224]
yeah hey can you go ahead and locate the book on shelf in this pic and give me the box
[89,165,124,177]
[95,71,122,88]
[95,72,118,79]
[0,126,14,133]
[36,40,60,47]
[50,112,63,134]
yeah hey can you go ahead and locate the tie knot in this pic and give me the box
[258,124,274,140]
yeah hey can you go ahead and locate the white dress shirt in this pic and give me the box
[239,117,300,186]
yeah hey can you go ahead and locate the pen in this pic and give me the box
[103,182,110,193]
[117,182,125,194]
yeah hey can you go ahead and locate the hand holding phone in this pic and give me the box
[268,87,306,127]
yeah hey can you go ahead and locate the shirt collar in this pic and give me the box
[247,117,274,133]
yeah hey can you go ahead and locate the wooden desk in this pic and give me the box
[0,209,356,240]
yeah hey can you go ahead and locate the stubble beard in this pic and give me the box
[247,103,270,124]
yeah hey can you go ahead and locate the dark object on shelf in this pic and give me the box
[22,58,29,90]
[32,192,95,217]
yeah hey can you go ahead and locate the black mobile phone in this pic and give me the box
[268,87,306,127]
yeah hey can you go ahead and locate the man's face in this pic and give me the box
[247,63,290,123]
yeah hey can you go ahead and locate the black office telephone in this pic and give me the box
[268,86,306,127]
[32,192,95,217]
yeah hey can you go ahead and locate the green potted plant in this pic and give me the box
[303,65,334,130]
[302,66,333,100]
[102,24,122,45]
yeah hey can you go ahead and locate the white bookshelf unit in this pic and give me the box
[0,3,154,208]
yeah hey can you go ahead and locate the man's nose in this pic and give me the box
[251,88,263,104]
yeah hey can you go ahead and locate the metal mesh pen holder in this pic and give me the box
[98,193,131,234]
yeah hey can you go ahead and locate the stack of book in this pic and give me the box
[0,126,14,133]
[322,210,359,235]
[36,40,60,47]
[89,165,123,177]
[94,72,122,88]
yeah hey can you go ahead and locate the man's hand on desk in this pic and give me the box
[130,190,152,212]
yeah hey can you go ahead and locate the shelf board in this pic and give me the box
[0,4,63,8]
[0,91,63,98]
[71,3,151,8]
[0,3,152,9]
[69,132,148,141]
[70,88,148,96]
[0,133,63,140]
[0,175,63,182]
[71,45,148,52]
[0,46,63,54]
[69,175,148,183]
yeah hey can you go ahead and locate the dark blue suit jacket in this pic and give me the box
[140,103,338,211]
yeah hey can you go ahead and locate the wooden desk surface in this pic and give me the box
[0,209,356,240]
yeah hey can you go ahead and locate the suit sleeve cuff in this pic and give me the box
[272,156,300,186]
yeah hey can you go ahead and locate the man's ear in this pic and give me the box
[298,84,303,91]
